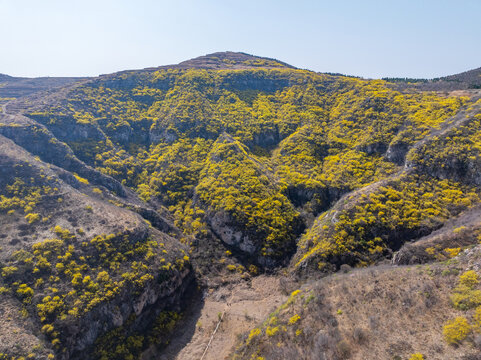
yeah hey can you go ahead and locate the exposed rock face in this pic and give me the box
[106,123,133,145]
[385,141,410,165]
[249,127,281,149]
[0,119,126,196]
[46,119,107,143]
[391,246,431,265]
[286,184,348,216]
[209,210,257,255]
[414,151,481,186]
[68,267,193,359]
[357,141,388,156]
[220,73,292,92]
[149,126,178,144]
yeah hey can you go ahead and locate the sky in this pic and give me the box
[0,0,480,79]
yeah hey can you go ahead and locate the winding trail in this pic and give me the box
[0,100,20,123]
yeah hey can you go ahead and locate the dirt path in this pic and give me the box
[0,100,15,121]
[156,275,286,360]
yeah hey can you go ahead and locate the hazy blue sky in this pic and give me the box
[1,0,480,78]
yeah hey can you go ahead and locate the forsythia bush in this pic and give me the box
[409,353,424,360]
[451,271,481,310]
[443,317,471,344]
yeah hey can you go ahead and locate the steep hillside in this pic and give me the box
[294,99,481,274]
[7,53,476,269]
[1,52,481,359]
[232,246,481,360]
[0,134,193,359]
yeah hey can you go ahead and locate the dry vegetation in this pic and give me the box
[232,246,481,360]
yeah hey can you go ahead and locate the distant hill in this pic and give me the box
[0,73,14,81]
[434,66,481,89]
[0,75,84,99]
[384,66,481,91]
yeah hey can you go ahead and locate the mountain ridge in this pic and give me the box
[3,51,480,91]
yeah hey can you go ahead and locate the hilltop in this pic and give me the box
[0,52,481,359]
[163,51,296,70]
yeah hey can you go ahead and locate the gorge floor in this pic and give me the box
[154,275,286,360]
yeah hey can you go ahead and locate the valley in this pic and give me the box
[1,52,481,359]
